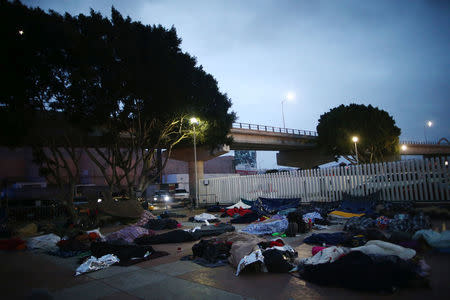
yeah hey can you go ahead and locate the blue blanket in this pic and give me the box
[242,216,288,235]
[241,198,254,206]
[255,197,300,215]
[337,192,380,215]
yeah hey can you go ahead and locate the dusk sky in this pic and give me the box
[23,0,450,168]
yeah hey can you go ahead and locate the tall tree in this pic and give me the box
[0,1,236,212]
[316,104,401,164]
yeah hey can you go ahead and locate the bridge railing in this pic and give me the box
[401,140,449,145]
[232,122,318,137]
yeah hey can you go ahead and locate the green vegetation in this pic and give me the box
[316,104,401,164]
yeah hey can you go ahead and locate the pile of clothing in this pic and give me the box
[186,232,298,275]
[235,237,297,275]
[50,231,102,257]
[296,240,429,292]
[182,239,232,267]
[222,201,260,224]
[341,212,433,250]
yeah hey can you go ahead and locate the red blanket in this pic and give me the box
[226,207,253,217]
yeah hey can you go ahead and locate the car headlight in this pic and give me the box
[164,195,170,201]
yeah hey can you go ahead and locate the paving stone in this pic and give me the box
[40,253,82,270]
[148,260,205,276]
[51,280,119,300]
[101,269,169,291]
[127,276,246,300]
[99,291,143,300]
[86,265,142,279]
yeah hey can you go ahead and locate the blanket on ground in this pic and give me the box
[105,226,151,244]
[90,242,168,265]
[241,215,288,235]
[226,200,251,209]
[135,224,235,245]
[298,250,419,292]
[351,240,416,260]
[413,229,450,248]
[256,197,300,214]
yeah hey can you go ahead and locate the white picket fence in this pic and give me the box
[198,157,449,204]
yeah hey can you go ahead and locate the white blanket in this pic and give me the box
[351,240,416,260]
[227,200,251,209]
[194,213,217,222]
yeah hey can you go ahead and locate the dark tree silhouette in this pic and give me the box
[316,104,401,164]
[0,1,236,214]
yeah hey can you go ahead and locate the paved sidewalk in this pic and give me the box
[1,217,450,299]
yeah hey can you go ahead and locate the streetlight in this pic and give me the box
[401,144,408,151]
[281,92,295,130]
[424,121,433,143]
[190,117,199,208]
[352,136,359,164]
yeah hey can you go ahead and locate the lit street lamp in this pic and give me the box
[424,121,433,143]
[352,136,359,164]
[281,92,295,130]
[190,117,199,208]
[401,144,408,151]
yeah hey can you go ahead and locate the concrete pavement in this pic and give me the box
[1,214,450,299]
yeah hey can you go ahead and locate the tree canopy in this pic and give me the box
[0,0,235,147]
[0,0,236,208]
[316,104,401,164]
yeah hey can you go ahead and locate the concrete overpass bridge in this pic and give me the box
[171,122,449,198]
[229,122,450,168]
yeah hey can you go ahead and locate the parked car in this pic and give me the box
[173,189,190,201]
[145,190,189,210]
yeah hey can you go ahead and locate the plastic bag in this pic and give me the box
[75,254,119,276]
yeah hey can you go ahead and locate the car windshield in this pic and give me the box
[175,189,187,193]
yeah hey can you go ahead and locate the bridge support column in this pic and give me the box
[188,160,204,206]
[167,145,229,206]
